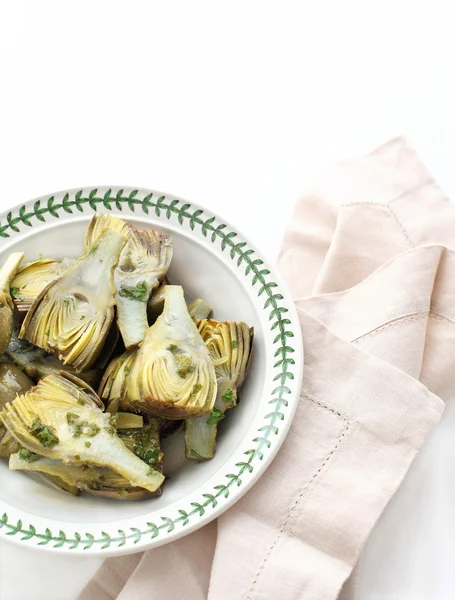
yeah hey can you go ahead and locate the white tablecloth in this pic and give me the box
[1,2,455,599]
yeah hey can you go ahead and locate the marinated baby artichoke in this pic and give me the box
[0,372,164,492]
[0,212,254,501]
[0,253,24,355]
[20,230,125,371]
[11,257,76,313]
[185,319,253,461]
[85,214,172,349]
[100,285,217,419]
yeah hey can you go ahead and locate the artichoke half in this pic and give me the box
[11,257,76,314]
[100,285,217,420]
[85,214,173,349]
[20,230,125,371]
[0,372,164,492]
[185,319,254,461]
[10,420,163,500]
[0,253,24,355]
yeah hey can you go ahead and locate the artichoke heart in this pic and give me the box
[9,453,159,500]
[19,230,125,371]
[101,285,217,420]
[11,257,76,313]
[185,319,254,461]
[0,253,24,356]
[0,372,164,492]
[85,214,173,349]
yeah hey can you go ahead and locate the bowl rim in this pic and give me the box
[0,185,303,555]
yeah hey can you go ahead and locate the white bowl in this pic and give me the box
[0,187,303,555]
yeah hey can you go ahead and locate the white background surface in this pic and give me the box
[1,1,455,599]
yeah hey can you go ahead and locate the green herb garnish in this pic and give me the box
[168,344,178,354]
[175,354,194,378]
[118,281,148,302]
[109,414,119,429]
[124,366,130,374]
[18,448,40,462]
[191,383,203,396]
[222,388,234,404]
[85,441,91,448]
[45,329,50,337]
[64,299,70,307]
[38,253,43,260]
[10,287,25,301]
[74,455,81,461]
[66,412,79,425]
[143,448,160,466]
[80,315,85,320]
[72,421,100,438]
[231,340,237,350]
[29,417,59,448]
[89,244,99,255]
[206,408,225,425]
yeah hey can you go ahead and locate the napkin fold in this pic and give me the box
[79,138,455,600]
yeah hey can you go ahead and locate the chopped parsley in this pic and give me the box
[191,383,203,396]
[80,315,85,320]
[72,421,100,438]
[85,441,91,448]
[74,455,81,461]
[18,448,40,462]
[104,414,119,435]
[109,414,119,429]
[168,344,179,354]
[126,424,161,467]
[45,329,50,337]
[64,299,70,307]
[66,412,79,425]
[89,244,99,255]
[222,388,234,404]
[10,287,25,301]
[124,365,130,374]
[231,340,237,350]
[144,449,160,466]
[29,417,59,448]
[206,408,225,425]
[174,354,195,378]
[118,280,148,302]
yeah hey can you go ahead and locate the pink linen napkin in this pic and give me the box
[78,138,455,600]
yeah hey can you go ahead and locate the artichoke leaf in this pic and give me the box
[101,286,217,420]
[10,418,163,500]
[85,214,173,349]
[187,298,212,321]
[20,230,126,371]
[185,319,254,461]
[0,372,164,492]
